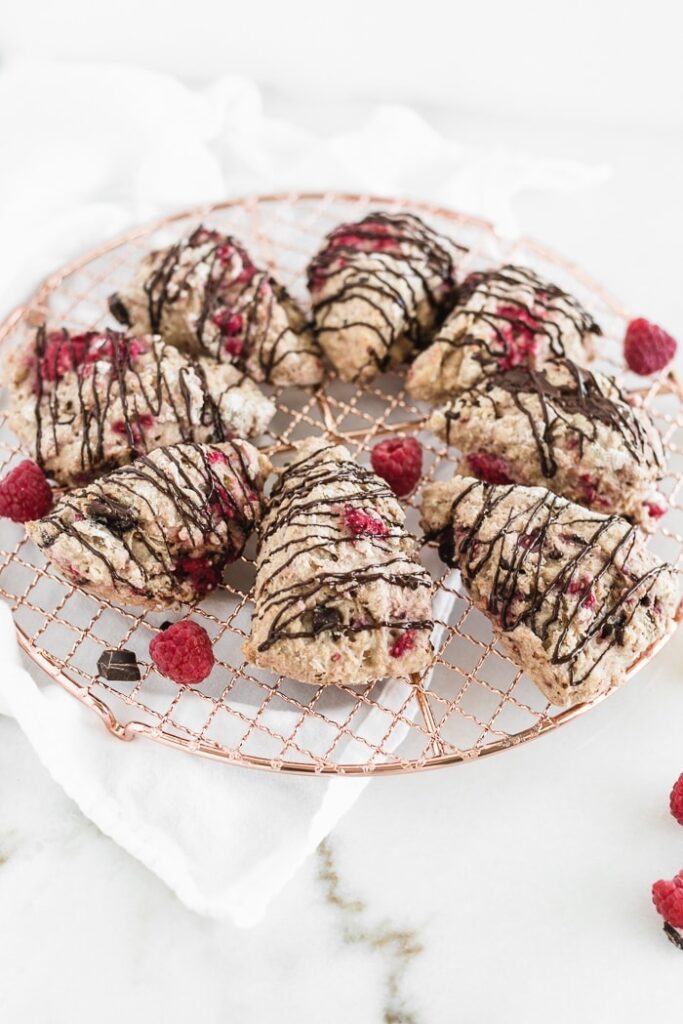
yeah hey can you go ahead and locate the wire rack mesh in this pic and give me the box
[0,192,681,775]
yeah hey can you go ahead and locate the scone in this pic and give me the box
[26,441,268,610]
[421,476,678,708]
[109,226,323,387]
[244,437,434,683]
[307,211,463,384]
[4,327,275,485]
[429,358,666,529]
[407,264,601,403]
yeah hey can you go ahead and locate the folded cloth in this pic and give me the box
[0,61,608,924]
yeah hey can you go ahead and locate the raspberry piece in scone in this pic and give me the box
[3,327,275,486]
[243,437,434,684]
[26,441,268,610]
[420,476,678,708]
[428,358,667,529]
[307,212,463,384]
[109,226,323,387]
[407,265,600,403]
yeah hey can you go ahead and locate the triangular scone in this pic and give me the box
[27,441,268,610]
[420,476,678,707]
[244,438,434,684]
[429,358,666,529]
[109,226,323,387]
[307,212,463,384]
[4,327,274,486]
[407,265,600,403]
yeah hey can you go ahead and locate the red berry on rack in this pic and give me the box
[624,318,677,375]
[371,436,422,497]
[653,871,683,928]
[669,773,683,825]
[0,460,53,522]
[149,620,215,685]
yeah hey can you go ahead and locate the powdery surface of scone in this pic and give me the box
[307,212,463,384]
[429,358,666,530]
[244,437,434,684]
[27,441,267,610]
[4,327,275,485]
[420,476,678,708]
[407,264,601,404]
[109,226,323,387]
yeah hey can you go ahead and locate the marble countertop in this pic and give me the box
[1,102,682,1023]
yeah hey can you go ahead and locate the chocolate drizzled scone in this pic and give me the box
[4,327,275,486]
[307,212,463,384]
[244,438,434,684]
[27,441,268,609]
[109,226,323,387]
[407,265,600,403]
[421,477,678,707]
[429,358,667,529]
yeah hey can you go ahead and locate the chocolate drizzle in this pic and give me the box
[434,479,671,688]
[110,227,319,382]
[441,357,663,479]
[253,443,433,654]
[307,212,464,379]
[33,441,263,606]
[31,325,254,484]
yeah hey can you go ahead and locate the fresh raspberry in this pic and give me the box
[653,871,683,928]
[670,774,683,825]
[371,437,422,497]
[466,451,512,485]
[0,460,53,522]
[389,630,416,658]
[343,504,389,537]
[149,619,215,685]
[624,318,677,375]
[176,555,223,595]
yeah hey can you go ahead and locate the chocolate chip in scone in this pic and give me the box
[311,605,342,635]
[86,498,137,534]
[97,648,141,682]
[108,292,131,327]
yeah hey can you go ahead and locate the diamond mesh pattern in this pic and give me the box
[0,193,680,775]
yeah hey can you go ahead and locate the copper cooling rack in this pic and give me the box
[0,193,681,775]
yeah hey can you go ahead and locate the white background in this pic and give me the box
[1,3,683,1021]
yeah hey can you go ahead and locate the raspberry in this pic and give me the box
[670,773,683,825]
[0,460,53,522]
[466,451,512,485]
[653,871,683,928]
[371,437,422,497]
[495,305,540,370]
[176,556,221,595]
[389,630,416,658]
[149,620,215,685]
[343,504,388,537]
[328,220,399,256]
[213,310,244,336]
[646,501,667,520]
[624,318,677,375]
[567,576,597,610]
[40,331,90,381]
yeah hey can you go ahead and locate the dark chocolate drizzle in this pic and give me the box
[433,264,601,376]
[433,479,670,688]
[306,212,464,380]
[441,357,663,479]
[110,226,318,382]
[35,441,262,603]
[32,325,250,484]
[254,444,433,653]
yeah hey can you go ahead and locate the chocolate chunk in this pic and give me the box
[87,497,137,534]
[97,648,141,682]
[437,528,456,567]
[311,605,342,635]
[108,292,131,327]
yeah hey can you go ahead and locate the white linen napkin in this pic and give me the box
[0,60,609,924]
